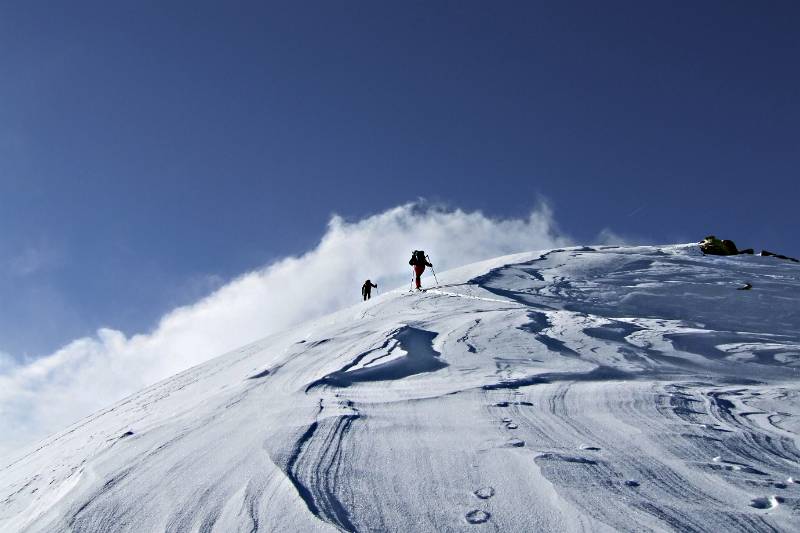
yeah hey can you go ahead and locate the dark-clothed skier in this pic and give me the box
[362,279,377,301]
[408,250,433,290]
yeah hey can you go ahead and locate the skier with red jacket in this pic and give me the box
[409,250,433,290]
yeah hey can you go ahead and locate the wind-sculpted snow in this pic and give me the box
[2,245,800,532]
[307,326,447,390]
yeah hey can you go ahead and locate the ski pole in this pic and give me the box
[427,255,439,286]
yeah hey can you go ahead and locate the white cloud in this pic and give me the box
[0,201,573,458]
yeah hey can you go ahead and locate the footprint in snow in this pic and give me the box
[505,438,525,448]
[580,445,601,451]
[474,487,495,499]
[465,510,491,524]
[505,422,518,430]
[501,417,512,423]
[750,496,781,510]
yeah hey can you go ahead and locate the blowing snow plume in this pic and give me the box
[0,202,570,457]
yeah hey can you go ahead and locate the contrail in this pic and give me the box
[627,205,646,217]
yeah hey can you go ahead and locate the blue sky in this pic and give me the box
[1,1,798,360]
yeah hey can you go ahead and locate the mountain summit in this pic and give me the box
[2,245,799,532]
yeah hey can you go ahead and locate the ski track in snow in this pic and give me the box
[2,244,800,532]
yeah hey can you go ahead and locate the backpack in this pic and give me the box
[409,250,426,266]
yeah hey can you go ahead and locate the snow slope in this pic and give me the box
[2,244,800,532]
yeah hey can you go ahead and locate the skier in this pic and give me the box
[362,279,377,301]
[409,250,433,290]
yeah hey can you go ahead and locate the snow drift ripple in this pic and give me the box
[2,244,800,532]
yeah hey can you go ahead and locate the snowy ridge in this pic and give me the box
[2,244,800,532]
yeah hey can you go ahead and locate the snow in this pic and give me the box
[2,244,800,532]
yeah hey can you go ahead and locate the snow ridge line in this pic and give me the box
[284,412,360,532]
[284,421,322,518]
[306,326,446,391]
[424,288,521,305]
[305,332,400,392]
